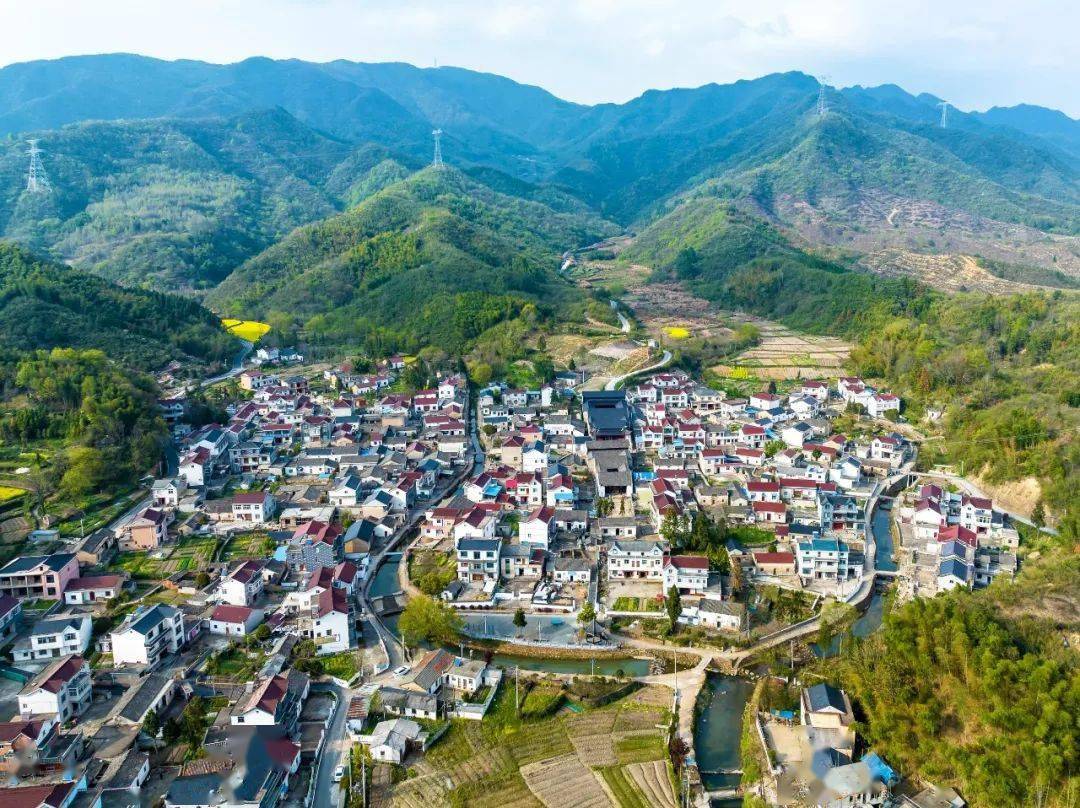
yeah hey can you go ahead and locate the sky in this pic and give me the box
[1,0,1077,117]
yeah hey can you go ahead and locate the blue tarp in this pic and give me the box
[862,751,898,785]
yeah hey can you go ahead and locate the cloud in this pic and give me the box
[0,0,1076,115]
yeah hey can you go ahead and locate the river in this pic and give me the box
[872,503,898,572]
[693,674,755,807]
[367,552,651,677]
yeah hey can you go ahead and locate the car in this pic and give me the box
[393,665,411,677]
[332,765,345,783]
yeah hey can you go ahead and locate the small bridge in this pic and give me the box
[371,592,407,616]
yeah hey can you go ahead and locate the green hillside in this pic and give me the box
[208,166,619,355]
[0,240,234,369]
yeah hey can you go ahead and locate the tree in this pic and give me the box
[578,601,597,637]
[513,608,527,637]
[194,571,211,588]
[1031,499,1046,527]
[595,497,614,518]
[708,543,731,574]
[398,595,464,646]
[142,708,160,738]
[764,440,786,458]
[665,586,682,629]
[730,559,745,598]
[816,599,858,648]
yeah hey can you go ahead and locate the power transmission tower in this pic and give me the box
[25,139,51,193]
[938,101,950,128]
[817,75,831,118]
[431,129,444,168]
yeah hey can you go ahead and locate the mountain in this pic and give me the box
[207,165,618,355]
[0,240,234,369]
[1,54,1078,291]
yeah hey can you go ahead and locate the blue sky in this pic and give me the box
[2,0,1077,116]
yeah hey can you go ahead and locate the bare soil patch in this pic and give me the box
[625,760,677,807]
[520,753,613,808]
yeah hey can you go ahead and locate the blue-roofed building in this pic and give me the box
[456,537,502,582]
[796,538,854,584]
[937,557,973,591]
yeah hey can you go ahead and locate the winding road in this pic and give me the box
[604,349,672,391]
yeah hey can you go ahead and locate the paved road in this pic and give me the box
[311,681,350,808]
[200,339,254,387]
[604,349,672,391]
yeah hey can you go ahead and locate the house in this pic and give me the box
[165,725,300,808]
[752,500,788,525]
[519,506,555,550]
[402,649,454,695]
[752,552,796,577]
[151,478,187,509]
[75,528,117,567]
[867,393,901,418]
[607,540,667,581]
[0,716,58,776]
[456,538,502,582]
[63,574,124,606]
[12,614,92,663]
[551,556,592,583]
[230,671,309,730]
[444,658,489,697]
[363,718,423,764]
[796,538,854,584]
[285,583,351,654]
[596,517,638,540]
[123,507,169,551]
[219,560,265,607]
[937,557,973,591]
[696,598,745,632]
[18,655,91,722]
[377,687,439,721]
[230,492,276,524]
[0,594,21,641]
[286,521,343,571]
[108,604,185,666]
[662,556,709,594]
[499,545,546,579]
[209,605,263,636]
[0,783,82,808]
[801,683,855,732]
[0,553,80,602]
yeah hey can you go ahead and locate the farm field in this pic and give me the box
[221,531,272,561]
[111,534,218,579]
[394,681,673,807]
[221,318,271,342]
[0,485,26,503]
[713,314,851,383]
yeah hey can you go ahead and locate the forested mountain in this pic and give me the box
[0,241,233,369]
[2,54,1078,294]
[208,166,618,356]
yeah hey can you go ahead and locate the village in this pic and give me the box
[0,347,1024,808]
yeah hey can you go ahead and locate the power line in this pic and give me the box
[938,101,950,128]
[817,75,831,118]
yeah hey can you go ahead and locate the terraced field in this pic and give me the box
[392,682,674,808]
[713,315,850,383]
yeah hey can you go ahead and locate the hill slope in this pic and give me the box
[0,240,234,369]
[207,166,618,354]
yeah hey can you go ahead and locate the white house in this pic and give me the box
[151,478,187,509]
[13,614,92,663]
[607,540,667,581]
[519,506,555,550]
[695,597,745,632]
[218,560,265,607]
[63,574,125,606]
[18,655,92,722]
[229,491,276,524]
[662,556,709,595]
[456,538,501,582]
[109,604,185,666]
[208,605,263,637]
[364,718,422,764]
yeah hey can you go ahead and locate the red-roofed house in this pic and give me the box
[209,605,263,637]
[0,782,79,808]
[519,506,555,550]
[752,552,796,577]
[63,575,125,606]
[18,655,90,722]
[752,500,788,525]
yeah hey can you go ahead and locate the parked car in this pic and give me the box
[393,665,411,677]
[333,765,346,783]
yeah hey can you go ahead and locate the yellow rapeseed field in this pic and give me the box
[222,319,271,342]
[664,326,691,339]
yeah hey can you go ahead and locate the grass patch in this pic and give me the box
[321,651,360,681]
[599,765,651,808]
[615,733,666,765]
[222,531,274,561]
[111,553,167,580]
[612,596,663,612]
[206,646,266,680]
